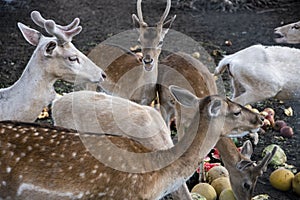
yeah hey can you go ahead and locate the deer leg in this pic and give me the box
[232,78,245,99]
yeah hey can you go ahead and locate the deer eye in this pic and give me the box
[292,24,300,29]
[233,110,241,116]
[158,41,163,47]
[243,182,251,191]
[68,56,79,63]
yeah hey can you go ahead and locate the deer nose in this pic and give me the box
[143,55,153,65]
[258,115,265,125]
[99,71,107,82]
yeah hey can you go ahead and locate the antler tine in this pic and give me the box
[56,18,80,31]
[31,11,47,28]
[30,11,82,43]
[159,0,171,24]
[137,0,144,22]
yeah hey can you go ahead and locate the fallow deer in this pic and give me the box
[52,90,173,151]
[158,53,275,199]
[88,0,175,105]
[274,20,300,44]
[215,137,277,200]
[0,11,106,122]
[0,85,264,199]
[214,44,300,105]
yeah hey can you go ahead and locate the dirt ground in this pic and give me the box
[0,0,299,199]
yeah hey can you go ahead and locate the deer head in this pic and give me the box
[20,11,106,84]
[232,141,277,200]
[274,20,300,44]
[132,0,176,71]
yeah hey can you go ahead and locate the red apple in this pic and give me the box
[264,108,275,126]
[273,120,287,131]
[264,107,275,117]
[280,126,294,138]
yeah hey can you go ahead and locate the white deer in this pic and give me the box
[0,85,265,199]
[274,20,300,44]
[0,11,106,122]
[214,44,300,105]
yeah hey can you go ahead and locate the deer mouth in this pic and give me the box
[226,128,260,138]
[143,63,155,72]
[273,31,286,43]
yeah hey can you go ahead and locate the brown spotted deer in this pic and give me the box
[157,52,218,136]
[0,85,264,200]
[274,20,300,44]
[216,137,277,200]
[160,55,275,199]
[0,11,106,122]
[88,0,175,105]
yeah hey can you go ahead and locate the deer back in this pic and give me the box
[52,91,173,150]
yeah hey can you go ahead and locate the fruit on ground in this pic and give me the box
[211,177,231,196]
[273,120,287,131]
[191,192,207,200]
[269,168,294,191]
[191,183,217,200]
[280,126,294,138]
[206,165,229,184]
[292,172,300,196]
[262,144,287,166]
[219,188,236,200]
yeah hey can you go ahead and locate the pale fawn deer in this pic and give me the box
[274,20,300,44]
[214,44,300,105]
[0,85,264,199]
[0,11,106,122]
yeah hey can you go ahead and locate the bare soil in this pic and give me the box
[0,0,299,199]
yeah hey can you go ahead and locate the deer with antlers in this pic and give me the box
[88,0,175,105]
[0,85,268,199]
[0,11,106,122]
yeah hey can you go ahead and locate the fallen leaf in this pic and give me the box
[284,107,293,116]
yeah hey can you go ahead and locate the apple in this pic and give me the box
[273,120,287,131]
[264,108,275,126]
[280,126,294,138]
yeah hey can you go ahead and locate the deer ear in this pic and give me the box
[44,41,57,56]
[208,99,222,117]
[240,140,253,159]
[18,22,41,46]
[169,85,198,108]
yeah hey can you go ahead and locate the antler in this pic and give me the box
[136,0,144,22]
[30,11,82,43]
[158,0,171,24]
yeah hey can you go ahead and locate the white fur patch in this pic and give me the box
[17,183,84,198]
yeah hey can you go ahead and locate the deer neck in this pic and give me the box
[216,137,243,168]
[0,53,57,121]
[159,106,223,190]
